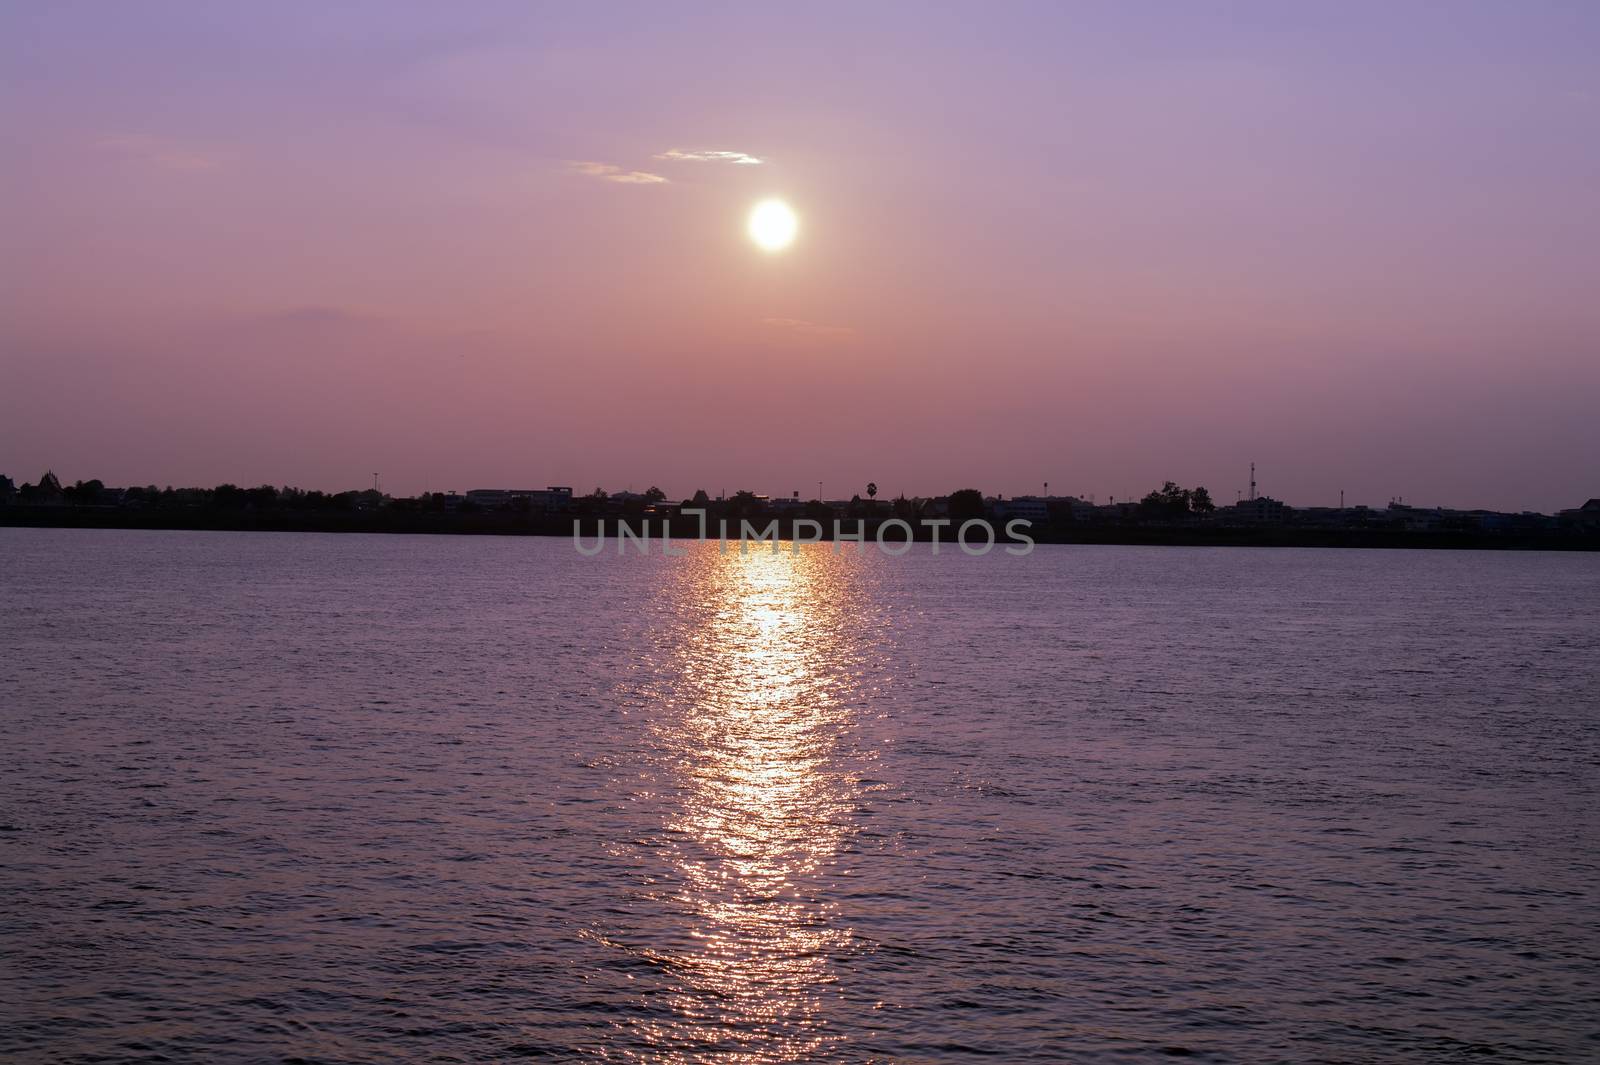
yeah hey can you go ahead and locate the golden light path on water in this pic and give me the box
[614,545,879,1062]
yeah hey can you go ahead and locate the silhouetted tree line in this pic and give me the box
[0,470,384,512]
[3,468,1594,548]
[0,470,1223,526]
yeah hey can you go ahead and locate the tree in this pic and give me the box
[1139,481,1188,520]
[644,486,666,503]
[63,479,105,504]
[244,485,280,509]
[948,488,986,522]
[1140,481,1215,519]
[866,482,878,499]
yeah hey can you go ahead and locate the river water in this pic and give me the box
[2,528,1597,1061]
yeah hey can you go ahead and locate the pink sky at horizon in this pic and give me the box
[3,2,1597,511]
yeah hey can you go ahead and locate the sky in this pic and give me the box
[3,1,1597,511]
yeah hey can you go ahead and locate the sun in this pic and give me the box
[748,199,798,252]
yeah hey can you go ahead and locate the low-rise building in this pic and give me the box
[1229,497,1287,525]
[465,486,573,512]
[465,488,510,509]
[994,496,1049,523]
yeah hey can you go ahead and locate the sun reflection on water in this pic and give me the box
[622,545,869,1061]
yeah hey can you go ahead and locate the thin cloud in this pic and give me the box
[761,317,857,340]
[259,306,367,328]
[97,134,224,171]
[656,148,764,166]
[568,160,668,184]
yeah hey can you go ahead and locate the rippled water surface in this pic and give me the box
[3,528,1598,1062]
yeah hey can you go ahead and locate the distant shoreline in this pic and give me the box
[4,506,1596,552]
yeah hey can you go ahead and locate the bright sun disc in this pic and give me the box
[748,199,798,252]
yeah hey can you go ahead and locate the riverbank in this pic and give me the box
[4,506,1596,551]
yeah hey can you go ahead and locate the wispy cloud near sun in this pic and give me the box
[97,134,224,171]
[761,317,857,340]
[567,161,668,184]
[656,148,764,166]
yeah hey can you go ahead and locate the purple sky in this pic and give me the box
[3,2,1597,510]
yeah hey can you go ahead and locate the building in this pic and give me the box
[1067,498,1099,522]
[532,487,573,512]
[1229,496,1287,524]
[994,496,1049,522]
[465,488,511,510]
[769,491,806,512]
[1559,498,1600,531]
[464,486,573,512]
